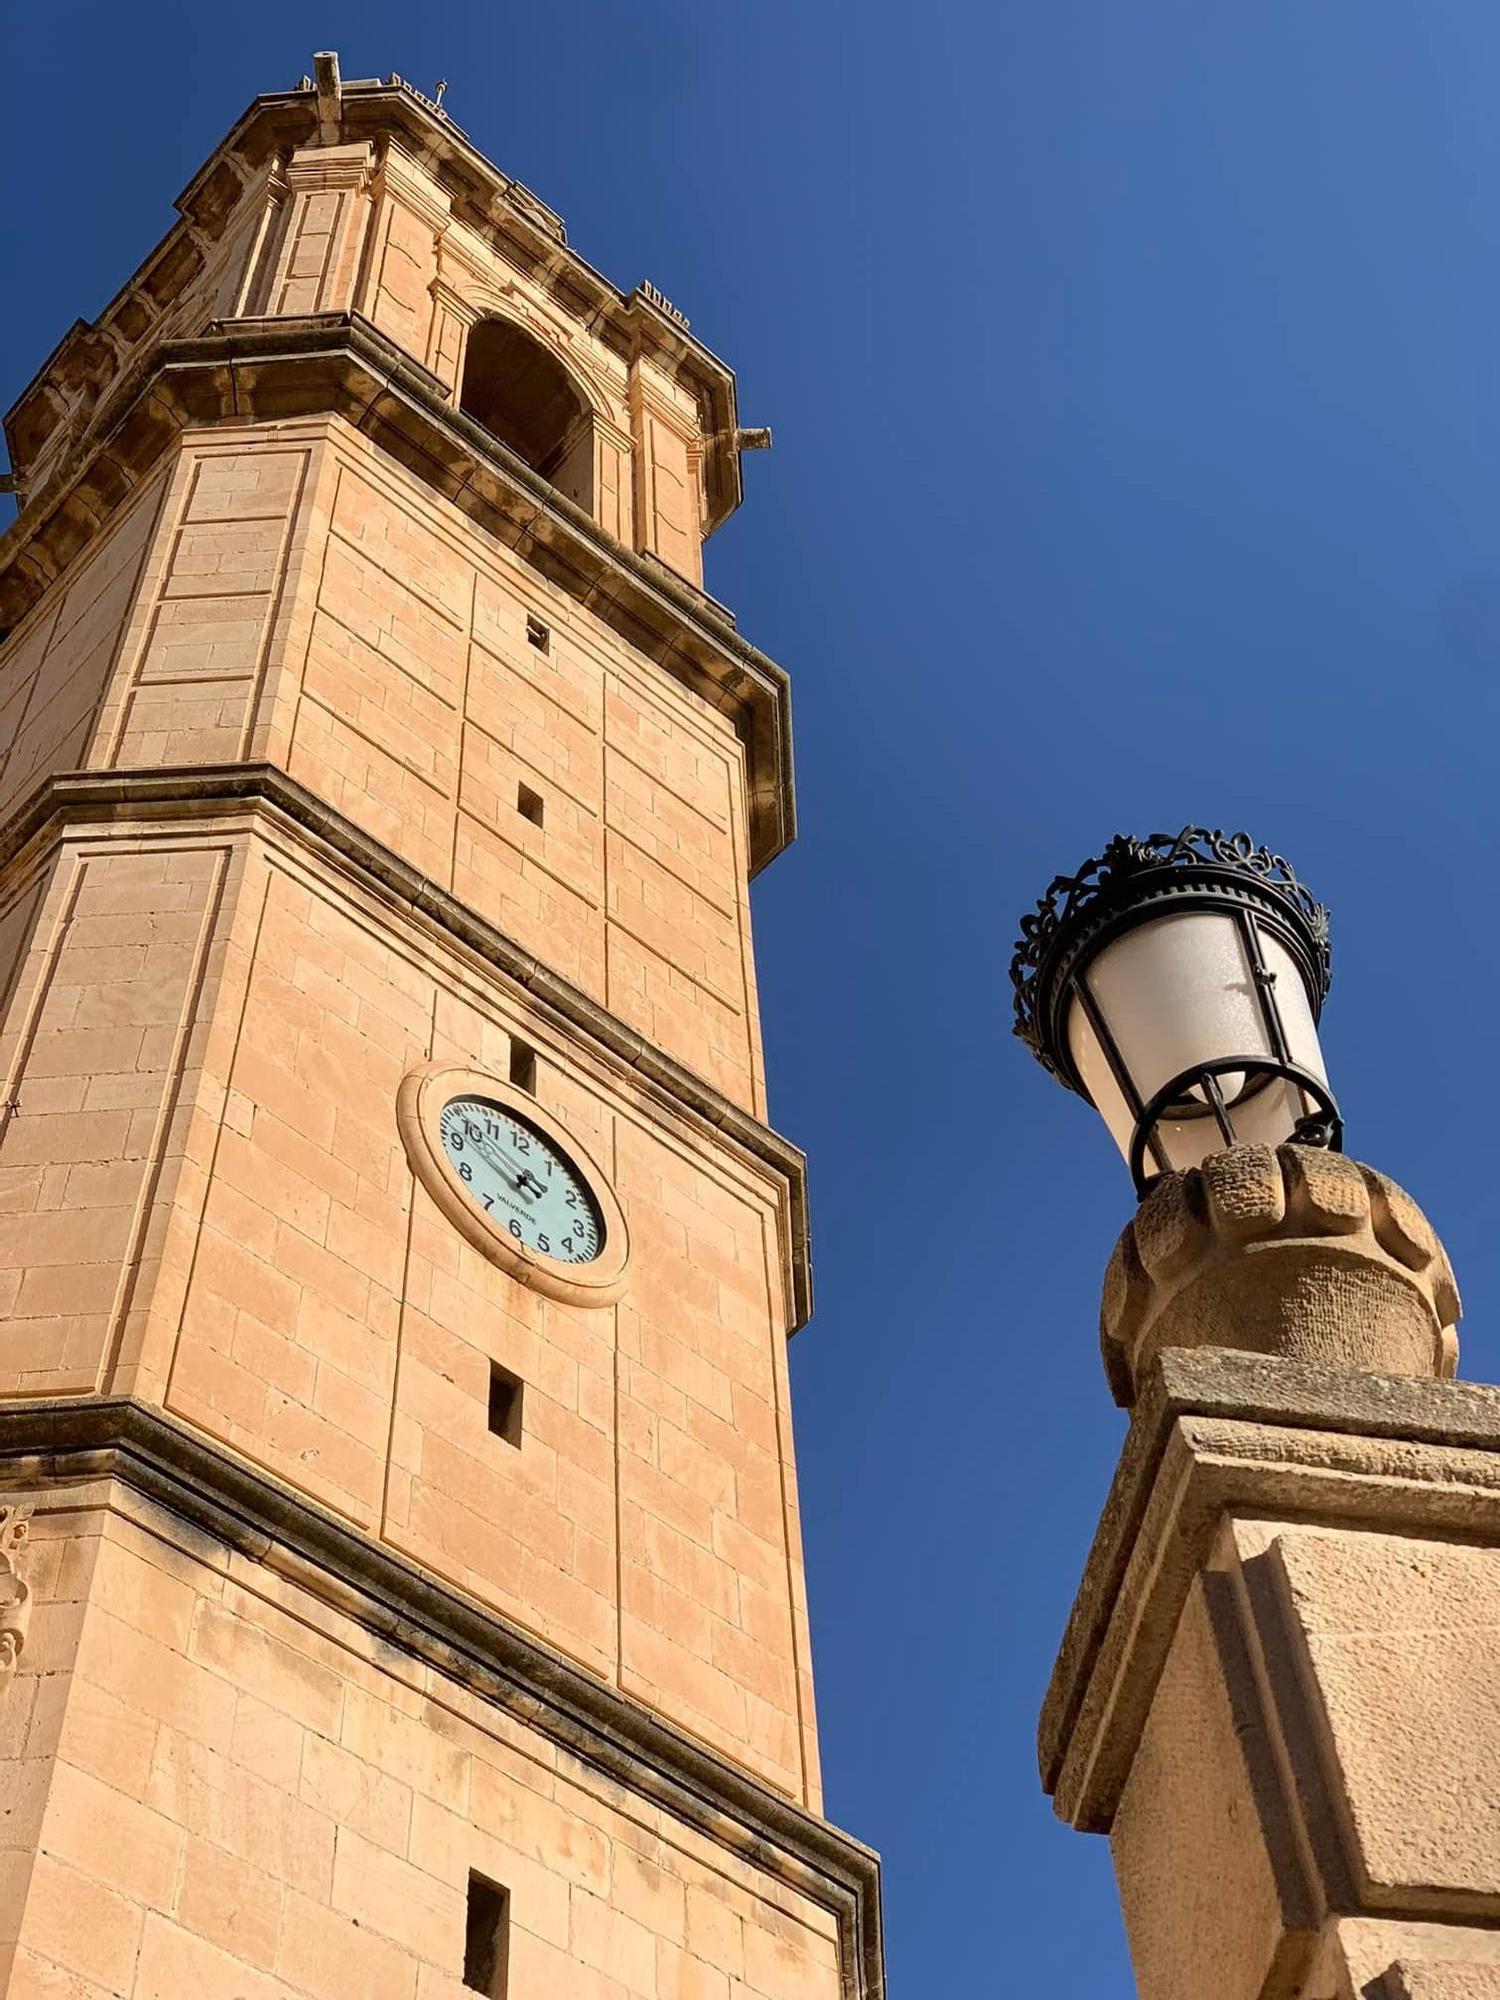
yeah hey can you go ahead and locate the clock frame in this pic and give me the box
[397,1060,631,1307]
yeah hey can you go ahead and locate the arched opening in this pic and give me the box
[459,318,595,513]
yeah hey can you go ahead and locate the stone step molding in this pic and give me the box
[1100,1143,1461,1405]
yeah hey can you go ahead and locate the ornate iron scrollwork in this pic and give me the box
[1009,825,1332,1086]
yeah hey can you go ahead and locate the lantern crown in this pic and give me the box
[1011,826,1332,1089]
[1010,827,1338,1191]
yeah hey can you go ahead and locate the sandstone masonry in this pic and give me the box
[0,59,882,2000]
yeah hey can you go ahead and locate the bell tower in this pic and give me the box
[0,54,883,2000]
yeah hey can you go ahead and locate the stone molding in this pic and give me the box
[1040,1348,1500,1831]
[282,139,376,192]
[0,1395,885,1998]
[0,312,795,873]
[0,763,814,1329]
[376,138,456,234]
[0,1501,33,1690]
[1101,1145,1461,1405]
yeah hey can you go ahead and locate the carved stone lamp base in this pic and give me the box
[1101,1145,1460,1406]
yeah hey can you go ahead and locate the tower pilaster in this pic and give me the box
[262,143,377,317]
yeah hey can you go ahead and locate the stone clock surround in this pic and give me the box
[397,1060,634,1304]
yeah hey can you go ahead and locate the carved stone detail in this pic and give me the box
[0,1502,35,1689]
[1101,1145,1460,1405]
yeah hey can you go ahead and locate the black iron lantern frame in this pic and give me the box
[1009,827,1340,1195]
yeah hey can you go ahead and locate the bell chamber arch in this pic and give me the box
[458,314,596,512]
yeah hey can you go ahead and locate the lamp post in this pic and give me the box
[1014,826,1489,2000]
[1010,826,1340,1194]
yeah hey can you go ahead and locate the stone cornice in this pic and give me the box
[0,1395,884,1999]
[0,312,795,873]
[0,765,813,1331]
[1039,1349,1500,1832]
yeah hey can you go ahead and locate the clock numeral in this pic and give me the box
[564,1189,578,1209]
[513,1132,530,1153]
[482,1195,494,1211]
[537,1234,550,1254]
[562,1237,573,1255]
[508,1220,523,1240]
[449,1131,463,1151]
[458,1162,473,1182]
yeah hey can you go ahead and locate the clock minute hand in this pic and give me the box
[468,1129,544,1200]
[490,1139,546,1196]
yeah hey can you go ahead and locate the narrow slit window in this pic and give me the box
[516,782,545,829]
[487,1363,523,1448]
[526,614,550,653]
[463,1871,510,1997]
[508,1038,537,1095]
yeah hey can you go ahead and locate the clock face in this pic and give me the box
[438,1094,604,1266]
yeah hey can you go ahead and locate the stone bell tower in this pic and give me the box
[0,54,882,1999]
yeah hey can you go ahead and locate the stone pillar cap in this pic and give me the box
[1100,1144,1460,1406]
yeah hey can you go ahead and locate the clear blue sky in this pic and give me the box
[8,4,1500,1991]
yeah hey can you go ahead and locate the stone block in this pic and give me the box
[1273,1524,1500,1907]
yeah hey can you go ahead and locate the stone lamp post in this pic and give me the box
[1011,829,1500,2000]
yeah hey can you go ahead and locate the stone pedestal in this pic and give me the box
[1044,1351,1500,2000]
[1044,1145,1500,2000]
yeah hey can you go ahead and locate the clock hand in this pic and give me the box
[465,1127,544,1200]
[487,1139,545,1195]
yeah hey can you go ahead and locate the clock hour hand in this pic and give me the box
[464,1127,545,1201]
[486,1139,545,1198]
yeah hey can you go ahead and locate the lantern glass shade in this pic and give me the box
[1012,827,1338,1195]
[1064,908,1329,1176]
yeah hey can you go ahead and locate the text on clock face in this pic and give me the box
[438,1096,604,1265]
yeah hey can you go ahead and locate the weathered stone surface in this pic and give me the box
[1309,1917,1500,2000]
[0,1421,880,1999]
[1044,1348,1500,2000]
[1109,1577,1314,2000]
[1042,1352,1500,1827]
[1394,1972,1500,2000]
[1274,1526,1500,1904]
[1100,1146,1460,1404]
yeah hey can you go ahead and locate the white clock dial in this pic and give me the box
[438,1094,604,1265]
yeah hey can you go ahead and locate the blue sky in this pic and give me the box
[9,4,1500,1991]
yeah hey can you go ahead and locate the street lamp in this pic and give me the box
[1010,827,1339,1194]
